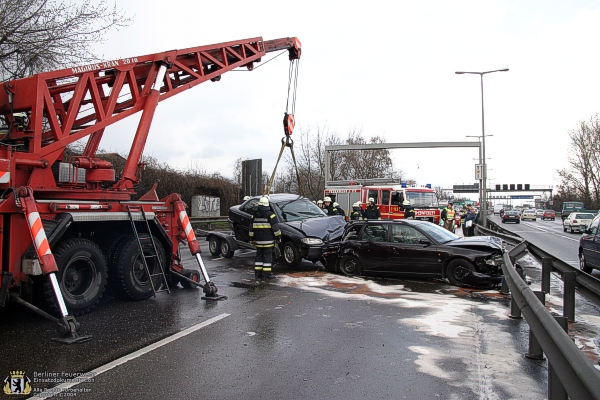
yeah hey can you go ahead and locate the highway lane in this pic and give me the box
[487,214,600,278]
[1,239,548,399]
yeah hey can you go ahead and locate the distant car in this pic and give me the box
[542,210,556,221]
[502,210,520,224]
[579,216,600,273]
[563,212,595,233]
[536,209,544,218]
[322,220,504,287]
[521,209,537,221]
[228,194,346,267]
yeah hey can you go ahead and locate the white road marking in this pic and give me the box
[29,313,230,399]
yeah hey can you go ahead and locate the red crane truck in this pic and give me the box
[0,36,301,342]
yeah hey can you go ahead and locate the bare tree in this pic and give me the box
[274,127,404,199]
[0,0,132,80]
[556,115,600,209]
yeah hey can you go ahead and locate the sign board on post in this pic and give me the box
[475,164,483,180]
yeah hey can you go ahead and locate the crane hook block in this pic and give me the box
[283,113,295,136]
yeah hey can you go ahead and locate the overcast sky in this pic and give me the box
[93,0,600,198]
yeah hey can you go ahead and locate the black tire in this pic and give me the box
[570,225,574,233]
[340,256,363,276]
[281,241,301,268]
[208,236,221,256]
[234,224,245,241]
[446,259,476,286]
[180,269,201,289]
[502,220,505,224]
[516,220,520,224]
[563,226,567,232]
[42,238,107,316]
[108,234,166,300]
[580,252,593,274]
[220,240,234,258]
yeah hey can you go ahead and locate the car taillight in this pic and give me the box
[573,220,577,223]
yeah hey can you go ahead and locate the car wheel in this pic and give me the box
[580,252,593,274]
[447,259,476,286]
[502,220,505,223]
[570,225,574,233]
[340,256,363,276]
[208,236,221,256]
[516,220,520,224]
[282,241,301,268]
[220,240,234,258]
[563,226,567,232]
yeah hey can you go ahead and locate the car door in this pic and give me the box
[355,223,391,273]
[583,218,600,267]
[388,224,440,276]
[237,200,257,239]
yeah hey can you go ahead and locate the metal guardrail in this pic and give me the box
[189,216,229,231]
[480,221,600,309]
[475,221,600,399]
[501,250,600,400]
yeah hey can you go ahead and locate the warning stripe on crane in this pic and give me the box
[178,211,196,243]
[27,212,51,256]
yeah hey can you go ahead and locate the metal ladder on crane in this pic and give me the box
[126,206,170,296]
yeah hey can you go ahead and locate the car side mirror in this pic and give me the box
[419,238,431,245]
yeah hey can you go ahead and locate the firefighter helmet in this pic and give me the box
[258,197,269,207]
[333,202,339,207]
[324,196,332,202]
[403,200,411,206]
[243,196,251,201]
[353,201,361,207]
[317,200,323,204]
[368,197,375,203]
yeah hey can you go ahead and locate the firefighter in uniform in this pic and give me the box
[401,200,415,219]
[323,196,334,215]
[441,201,455,232]
[350,201,364,221]
[332,202,345,217]
[317,200,324,209]
[249,197,282,279]
[364,197,381,220]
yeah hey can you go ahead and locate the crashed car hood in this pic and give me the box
[445,236,503,251]
[284,217,346,242]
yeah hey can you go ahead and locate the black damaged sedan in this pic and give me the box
[323,220,504,286]
[229,194,347,267]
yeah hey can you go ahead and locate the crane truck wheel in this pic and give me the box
[108,234,166,301]
[42,238,107,316]
[180,269,201,289]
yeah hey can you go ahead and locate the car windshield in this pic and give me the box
[506,211,518,215]
[576,214,594,219]
[272,199,326,222]
[406,191,437,207]
[414,222,459,243]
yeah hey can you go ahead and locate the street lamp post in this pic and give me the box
[456,68,508,226]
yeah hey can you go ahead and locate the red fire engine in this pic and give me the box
[0,36,301,342]
[324,181,441,223]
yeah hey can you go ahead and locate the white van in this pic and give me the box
[493,204,504,215]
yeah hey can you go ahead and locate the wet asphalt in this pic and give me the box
[1,226,590,399]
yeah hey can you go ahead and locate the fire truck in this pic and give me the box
[324,181,441,223]
[0,36,301,342]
